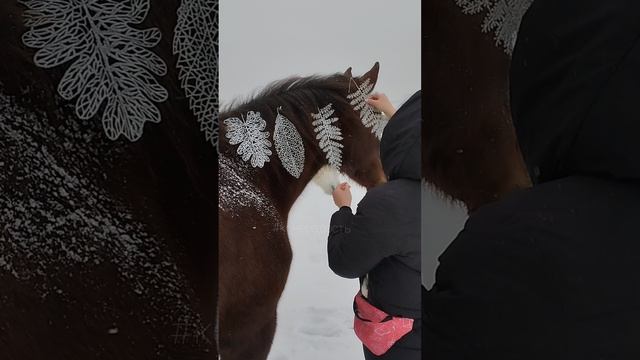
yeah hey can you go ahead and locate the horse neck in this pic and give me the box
[220,103,340,222]
[256,107,333,218]
[254,150,327,220]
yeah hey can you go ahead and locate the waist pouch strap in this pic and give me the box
[352,291,414,356]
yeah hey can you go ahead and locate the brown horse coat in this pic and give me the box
[0,1,217,358]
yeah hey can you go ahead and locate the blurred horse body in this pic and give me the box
[423,0,531,211]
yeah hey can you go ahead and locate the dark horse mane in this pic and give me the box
[220,72,353,145]
[221,73,352,114]
[219,72,358,189]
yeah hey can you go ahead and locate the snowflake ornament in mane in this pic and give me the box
[224,111,272,168]
[273,107,305,178]
[347,78,388,139]
[20,0,169,141]
[311,103,344,169]
[455,0,534,54]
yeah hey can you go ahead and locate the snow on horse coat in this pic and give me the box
[0,1,217,358]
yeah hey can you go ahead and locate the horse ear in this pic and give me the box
[344,67,353,78]
[359,62,380,87]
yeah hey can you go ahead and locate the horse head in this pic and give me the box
[335,62,387,190]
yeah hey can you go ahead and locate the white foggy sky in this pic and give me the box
[220,0,421,107]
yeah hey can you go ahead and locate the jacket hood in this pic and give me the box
[510,0,640,183]
[379,90,421,181]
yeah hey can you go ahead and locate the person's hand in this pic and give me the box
[332,182,352,208]
[366,93,396,117]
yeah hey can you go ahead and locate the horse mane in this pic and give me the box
[219,73,355,154]
[222,74,350,113]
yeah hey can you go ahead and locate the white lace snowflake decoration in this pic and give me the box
[312,104,344,169]
[20,0,169,141]
[174,0,219,148]
[224,111,272,168]
[347,78,388,140]
[274,107,305,178]
[455,0,534,54]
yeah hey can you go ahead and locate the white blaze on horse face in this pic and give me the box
[312,166,341,195]
[21,0,169,142]
[274,107,305,178]
[347,78,388,140]
[311,104,344,170]
[224,111,273,168]
[455,0,534,54]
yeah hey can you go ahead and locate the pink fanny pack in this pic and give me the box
[353,291,414,356]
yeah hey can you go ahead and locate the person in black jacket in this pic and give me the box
[328,91,421,360]
[424,0,640,359]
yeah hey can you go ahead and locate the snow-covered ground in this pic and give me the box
[268,179,367,360]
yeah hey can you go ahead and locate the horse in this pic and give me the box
[218,63,387,360]
[422,0,532,211]
[0,1,217,358]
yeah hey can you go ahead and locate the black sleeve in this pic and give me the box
[327,193,399,279]
[423,228,559,359]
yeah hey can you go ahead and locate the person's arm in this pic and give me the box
[367,93,396,117]
[327,184,397,279]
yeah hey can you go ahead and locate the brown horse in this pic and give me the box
[422,0,531,211]
[218,63,387,360]
[0,1,217,359]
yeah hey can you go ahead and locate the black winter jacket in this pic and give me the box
[424,1,640,359]
[328,91,422,355]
